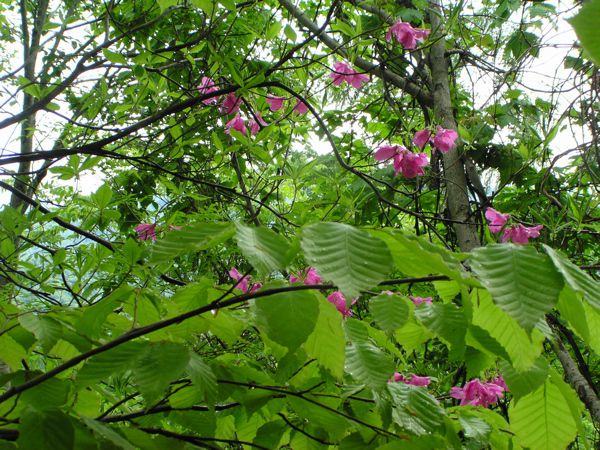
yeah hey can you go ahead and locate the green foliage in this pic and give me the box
[569,0,600,65]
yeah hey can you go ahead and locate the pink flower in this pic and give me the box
[220,92,241,115]
[197,77,219,105]
[409,296,432,306]
[391,372,431,387]
[432,127,459,153]
[412,129,432,150]
[329,62,370,88]
[450,378,506,407]
[266,94,285,112]
[501,224,543,245]
[396,151,429,178]
[228,267,261,293]
[374,145,428,178]
[485,207,510,233]
[293,100,308,115]
[249,113,267,136]
[225,114,247,136]
[291,267,322,285]
[135,223,156,241]
[327,291,353,319]
[491,375,508,391]
[386,21,430,50]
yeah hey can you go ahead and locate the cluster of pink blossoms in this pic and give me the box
[197,77,309,138]
[374,127,458,178]
[327,291,356,319]
[329,62,370,89]
[229,267,262,294]
[485,207,543,244]
[289,267,322,285]
[391,372,431,386]
[135,223,157,241]
[386,21,430,50]
[450,376,507,407]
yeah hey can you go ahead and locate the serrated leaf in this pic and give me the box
[77,285,134,338]
[470,244,563,333]
[388,383,445,435]
[186,353,217,404]
[81,417,136,450]
[254,290,319,351]
[18,315,62,352]
[77,342,146,387]
[509,379,577,450]
[235,224,291,274]
[370,293,409,333]
[150,223,234,264]
[499,357,549,400]
[544,245,600,312]
[133,342,190,405]
[0,333,27,370]
[304,294,345,379]
[569,0,600,65]
[21,377,70,410]
[372,230,463,280]
[414,303,466,359]
[302,223,392,298]
[17,408,74,450]
[345,341,395,389]
[471,289,544,371]
[466,325,511,362]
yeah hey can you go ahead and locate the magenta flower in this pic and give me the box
[266,94,285,112]
[228,267,261,294]
[329,61,370,88]
[409,296,432,306]
[135,223,156,241]
[412,129,432,150]
[386,21,430,50]
[432,127,459,153]
[197,77,219,105]
[450,378,506,407]
[293,100,309,115]
[396,151,429,178]
[485,207,510,233]
[491,375,508,391]
[374,145,428,178]
[391,372,431,387]
[249,113,267,136]
[291,267,322,285]
[225,114,247,136]
[327,291,353,319]
[501,224,543,245]
[220,92,241,115]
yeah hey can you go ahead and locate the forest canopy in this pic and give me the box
[0,0,599,448]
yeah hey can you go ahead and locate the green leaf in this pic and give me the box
[76,342,146,387]
[388,383,446,435]
[20,377,70,410]
[133,342,190,405]
[150,222,234,264]
[76,285,134,338]
[254,290,319,351]
[569,0,600,65]
[466,325,511,362]
[345,341,395,389]
[80,417,136,450]
[235,224,291,274]
[17,408,74,450]
[414,303,466,359]
[0,333,27,370]
[544,245,600,312]
[302,223,392,298]
[370,293,409,333]
[92,184,112,208]
[304,293,346,379]
[471,289,544,371]
[102,49,127,64]
[18,315,62,352]
[372,230,464,280]
[186,353,218,404]
[470,244,563,333]
[284,24,297,41]
[509,379,577,450]
[499,357,549,400]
